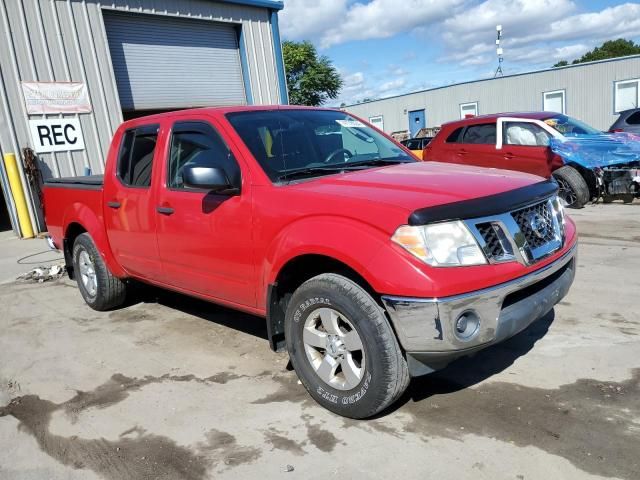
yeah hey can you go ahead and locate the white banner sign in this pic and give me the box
[29,118,85,153]
[22,82,92,114]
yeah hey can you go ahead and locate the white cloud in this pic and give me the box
[441,0,640,68]
[341,71,366,91]
[379,78,406,92]
[280,0,466,48]
[279,0,348,40]
[513,3,640,45]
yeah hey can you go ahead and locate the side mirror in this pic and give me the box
[182,165,237,194]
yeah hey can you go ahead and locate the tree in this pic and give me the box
[554,38,640,67]
[282,40,342,106]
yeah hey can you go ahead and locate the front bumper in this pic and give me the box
[381,243,577,376]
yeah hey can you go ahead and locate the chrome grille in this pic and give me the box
[511,202,556,249]
[465,196,564,266]
[477,223,504,258]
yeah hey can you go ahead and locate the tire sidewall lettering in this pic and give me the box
[293,297,332,323]
[340,372,372,405]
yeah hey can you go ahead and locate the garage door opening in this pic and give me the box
[0,182,13,233]
[104,12,248,119]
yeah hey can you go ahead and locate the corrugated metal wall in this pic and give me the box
[0,0,283,234]
[346,56,640,134]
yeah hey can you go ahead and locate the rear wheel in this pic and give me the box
[72,233,127,311]
[553,166,590,209]
[285,273,409,419]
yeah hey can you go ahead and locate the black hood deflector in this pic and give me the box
[408,179,558,225]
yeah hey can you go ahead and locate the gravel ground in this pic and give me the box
[1,203,639,480]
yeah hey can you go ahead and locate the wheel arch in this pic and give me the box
[62,205,126,279]
[266,253,379,352]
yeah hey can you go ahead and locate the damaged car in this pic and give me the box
[423,112,640,207]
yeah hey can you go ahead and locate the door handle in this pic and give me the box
[457,149,468,155]
[107,201,121,209]
[156,206,175,215]
[504,152,515,160]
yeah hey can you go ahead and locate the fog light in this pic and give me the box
[454,311,480,340]
[456,315,468,333]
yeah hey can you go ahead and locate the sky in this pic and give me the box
[278,0,640,106]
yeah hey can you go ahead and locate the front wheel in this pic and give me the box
[553,166,590,209]
[285,273,409,419]
[72,233,127,311]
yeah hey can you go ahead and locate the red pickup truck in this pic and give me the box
[44,106,577,418]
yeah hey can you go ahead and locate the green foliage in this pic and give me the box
[282,40,343,106]
[553,39,640,67]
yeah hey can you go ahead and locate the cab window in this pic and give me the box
[116,124,159,188]
[168,121,240,190]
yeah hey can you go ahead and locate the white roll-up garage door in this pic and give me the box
[104,12,247,111]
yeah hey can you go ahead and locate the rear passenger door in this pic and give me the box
[154,119,256,307]
[104,124,163,279]
[449,122,500,169]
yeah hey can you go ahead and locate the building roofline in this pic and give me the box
[344,54,640,108]
[221,0,284,10]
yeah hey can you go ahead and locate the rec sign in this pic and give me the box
[28,118,85,153]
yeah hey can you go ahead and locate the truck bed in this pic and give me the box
[43,176,105,246]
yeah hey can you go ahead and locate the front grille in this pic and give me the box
[466,196,564,266]
[511,201,556,249]
[477,223,505,258]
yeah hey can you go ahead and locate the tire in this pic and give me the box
[285,273,409,419]
[72,233,127,311]
[553,166,590,209]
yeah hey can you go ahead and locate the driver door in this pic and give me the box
[155,118,256,307]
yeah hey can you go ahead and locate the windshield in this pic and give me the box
[543,114,601,136]
[226,109,414,182]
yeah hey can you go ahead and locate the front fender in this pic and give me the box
[63,203,126,278]
[260,215,439,309]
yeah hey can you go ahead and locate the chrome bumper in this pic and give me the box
[382,244,577,375]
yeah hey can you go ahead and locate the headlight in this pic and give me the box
[391,221,487,267]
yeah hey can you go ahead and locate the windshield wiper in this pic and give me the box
[341,157,412,168]
[276,158,412,183]
[276,166,352,183]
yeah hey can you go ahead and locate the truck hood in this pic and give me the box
[288,161,545,214]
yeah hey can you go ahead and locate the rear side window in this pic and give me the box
[117,125,159,187]
[168,121,240,189]
[445,127,464,143]
[462,123,497,144]
[627,111,640,125]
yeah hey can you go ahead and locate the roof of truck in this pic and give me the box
[120,105,340,128]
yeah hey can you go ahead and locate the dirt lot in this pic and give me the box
[1,203,639,480]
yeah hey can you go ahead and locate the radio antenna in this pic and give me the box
[494,24,504,78]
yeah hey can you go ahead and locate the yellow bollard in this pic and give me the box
[3,153,34,239]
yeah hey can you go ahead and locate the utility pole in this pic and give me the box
[494,24,504,78]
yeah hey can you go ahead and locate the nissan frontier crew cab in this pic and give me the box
[43,106,577,419]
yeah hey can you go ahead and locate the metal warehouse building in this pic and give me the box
[346,55,640,139]
[0,0,287,237]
